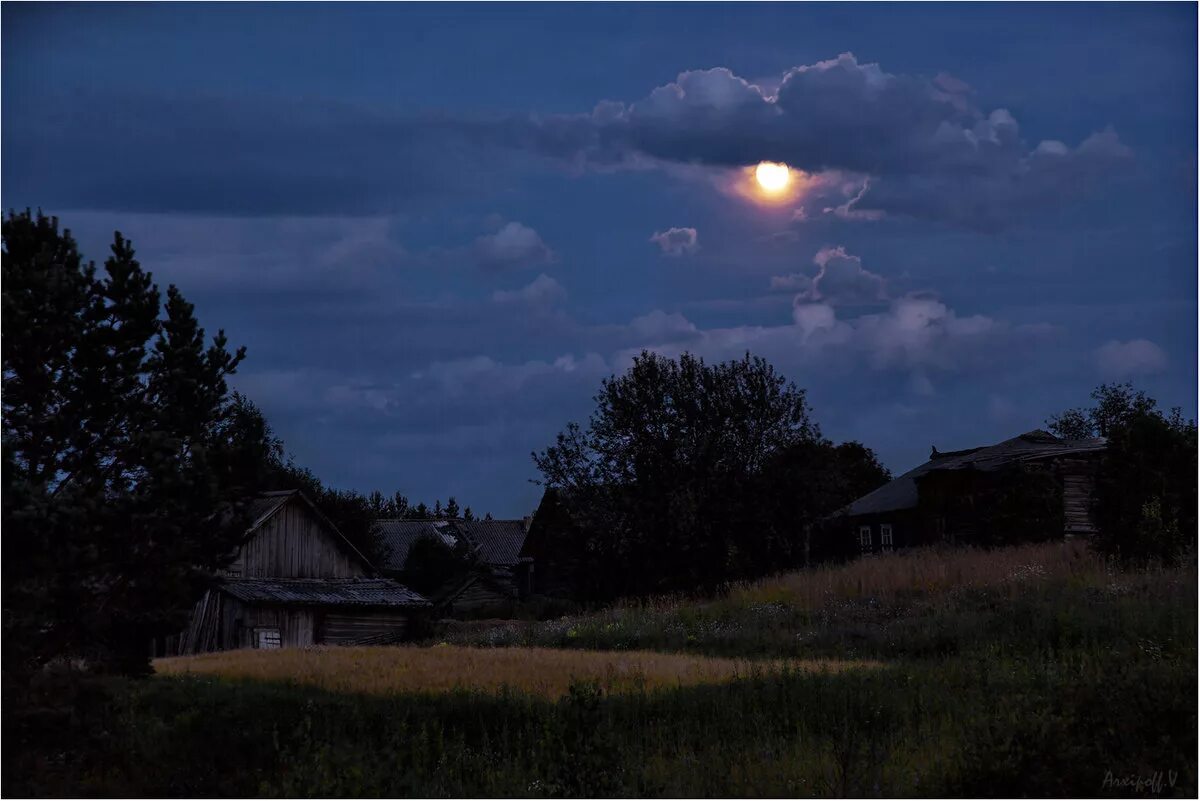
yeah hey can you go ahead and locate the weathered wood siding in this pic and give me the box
[1062,473,1097,533]
[451,581,512,613]
[230,499,365,578]
[319,611,410,645]
[237,605,318,649]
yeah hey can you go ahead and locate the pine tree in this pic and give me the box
[2,210,276,676]
[445,496,460,519]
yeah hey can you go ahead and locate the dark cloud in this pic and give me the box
[533,54,1134,229]
[2,90,518,215]
[3,54,1132,229]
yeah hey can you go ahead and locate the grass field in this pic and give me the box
[7,542,1196,797]
[155,644,875,697]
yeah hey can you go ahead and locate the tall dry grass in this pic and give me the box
[729,539,1118,609]
[154,645,873,699]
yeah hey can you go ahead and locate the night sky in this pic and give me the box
[4,3,1196,516]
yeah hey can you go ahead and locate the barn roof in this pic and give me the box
[458,520,530,568]
[373,520,457,571]
[842,429,1106,517]
[373,518,531,571]
[219,577,430,608]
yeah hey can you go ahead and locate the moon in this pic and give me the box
[754,161,791,194]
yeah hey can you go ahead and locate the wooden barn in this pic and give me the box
[373,517,533,615]
[838,429,1106,555]
[175,490,429,654]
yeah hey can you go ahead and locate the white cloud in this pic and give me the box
[649,227,699,256]
[1093,339,1168,378]
[492,273,567,307]
[474,222,554,269]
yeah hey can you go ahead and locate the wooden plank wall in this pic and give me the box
[239,606,317,649]
[320,611,410,645]
[1062,474,1097,533]
[452,581,512,613]
[232,499,365,578]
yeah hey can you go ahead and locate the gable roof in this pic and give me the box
[246,489,373,570]
[842,430,1106,517]
[373,518,530,571]
[457,520,530,568]
[373,520,453,571]
[219,577,429,608]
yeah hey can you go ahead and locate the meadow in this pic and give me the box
[6,542,1196,797]
[154,644,875,698]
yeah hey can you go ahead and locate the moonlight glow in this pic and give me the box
[754,161,791,194]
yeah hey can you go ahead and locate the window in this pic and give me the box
[858,525,872,551]
[256,628,281,650]
[880,524,894,552]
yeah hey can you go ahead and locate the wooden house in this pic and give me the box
[520,488,585,599]
[373,517,533,615]
[176,490,429,653]
[838,429,1106,555]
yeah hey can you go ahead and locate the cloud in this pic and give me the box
[532,53,1132,229]
[491,273,567,307]
[5,56,1130,228]
[770,273,813,292]
[474,222,554,270]
[649,227,699,256]
[627,309,700,343]
[412,352,610,398]
[1093,339,1168,378]
[771,244,887,305]
[800,246,888,305]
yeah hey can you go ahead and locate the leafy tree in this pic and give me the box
[533,351,878,599]
[2,211,277,677]
[1047,383,1158,439]
[1093,408,1196,564]
[400,533,478,597]
[764,439,891,564]
[1048,383,1196,564]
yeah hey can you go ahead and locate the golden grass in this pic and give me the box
[154,645,876,698]
[729,540,1118,609]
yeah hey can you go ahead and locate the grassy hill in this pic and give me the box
[7,542,1196,797]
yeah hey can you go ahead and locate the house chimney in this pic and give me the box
[521,515,532,532]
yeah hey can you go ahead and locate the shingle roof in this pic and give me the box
[219,578,429,608]
[373,518,530,571]
[373,520,458,571]
[458,520,529,567]
[842,430,1106,517]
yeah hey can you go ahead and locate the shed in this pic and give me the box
[176,490,429,653]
